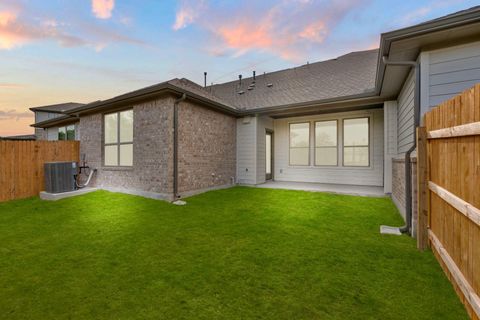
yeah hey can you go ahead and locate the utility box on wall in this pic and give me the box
[44,161,77,193]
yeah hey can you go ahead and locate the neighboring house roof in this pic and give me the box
[29,102,85,113]
[209,49,378,110]
[0,134,36,141]
[32,114,77,128]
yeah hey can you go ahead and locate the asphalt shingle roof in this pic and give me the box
[167,78,235,108]
[30,102,85,113]
[209,49,379,110]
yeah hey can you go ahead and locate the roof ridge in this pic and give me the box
[210,49,379,88]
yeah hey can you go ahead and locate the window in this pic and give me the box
[315,120,337,166]
[104,110,133,166]
[58,125,75,141]
[343,118,369,167]
[289,122,310,166]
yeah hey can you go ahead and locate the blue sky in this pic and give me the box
[0,0,478,135]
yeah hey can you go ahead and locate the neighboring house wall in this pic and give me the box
[273,108,384,186]
[256,116,274,184]
[35,128,47,140]
[177,101,236,195]
[79,97,175,200]
[36,124,80,141]
[421,40,480,116]
[34,111,62,123]
[397,70,415,155]
[47,127,59,141]
[236,116,257,184]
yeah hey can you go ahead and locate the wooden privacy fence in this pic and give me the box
[0,141,80,202]
[417,84,480,319]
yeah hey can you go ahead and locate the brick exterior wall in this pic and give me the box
[78,97,175,199]
[392,156,418,236]
[76,95,236,200]
[177,101,236,195]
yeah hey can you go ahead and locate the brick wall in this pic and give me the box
[78,97,175,199]
[392,156,418,236]
[177,101,236,195]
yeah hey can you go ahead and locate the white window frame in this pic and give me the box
[342,117,370,167]
[289,122,310,166]
[285,113,373,170]
[314,120,338,167]
[103,109,134,167]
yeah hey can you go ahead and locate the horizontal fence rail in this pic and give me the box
[0,141,80,202]
[418,84,480,320]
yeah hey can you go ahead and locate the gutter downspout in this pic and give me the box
[382,56,420,235]
[173,93,187,200]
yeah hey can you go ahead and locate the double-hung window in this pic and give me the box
[104,110,133,167]
[289,122,310,166]
[315,120,337,166]
[343,118,369,167]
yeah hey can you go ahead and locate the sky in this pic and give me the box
[0,0,478,136]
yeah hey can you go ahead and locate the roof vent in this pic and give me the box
[238,90,245,95]
[247,87,253,91]
[238,74,242,86]
[267,83,273,87]
[253,71,256,82]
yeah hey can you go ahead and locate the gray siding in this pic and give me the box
[236,116,257,184]
[34,111,63,123]
[383,101,397,193]
[427,41,480,108]
[255,116,274,184]
[47,127,58,141]
[397,70,415,154]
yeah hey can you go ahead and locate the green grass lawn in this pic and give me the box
[0,187,467,319]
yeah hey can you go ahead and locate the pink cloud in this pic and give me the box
[91,0,115,19]
[0,82,25,88]
[0,8,88,49]
[173,0,367,62]
[0,10,29,49]
[172,0,205,30]
[0,109,32,121]
[0,4,144,51]
[398,0,466,25]
[299,21,328,43]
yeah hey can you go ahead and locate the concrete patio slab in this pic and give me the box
[254,181,385,197]
[40,188,98,201]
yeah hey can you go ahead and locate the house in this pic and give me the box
[31,6,480,234]
[0,134,36,141]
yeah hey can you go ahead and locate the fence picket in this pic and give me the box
[421,84,480,320]
[0,141,79,202]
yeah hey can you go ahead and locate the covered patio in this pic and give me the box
[255,181,385,197]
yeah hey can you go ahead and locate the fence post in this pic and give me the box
[416,126,429,250]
